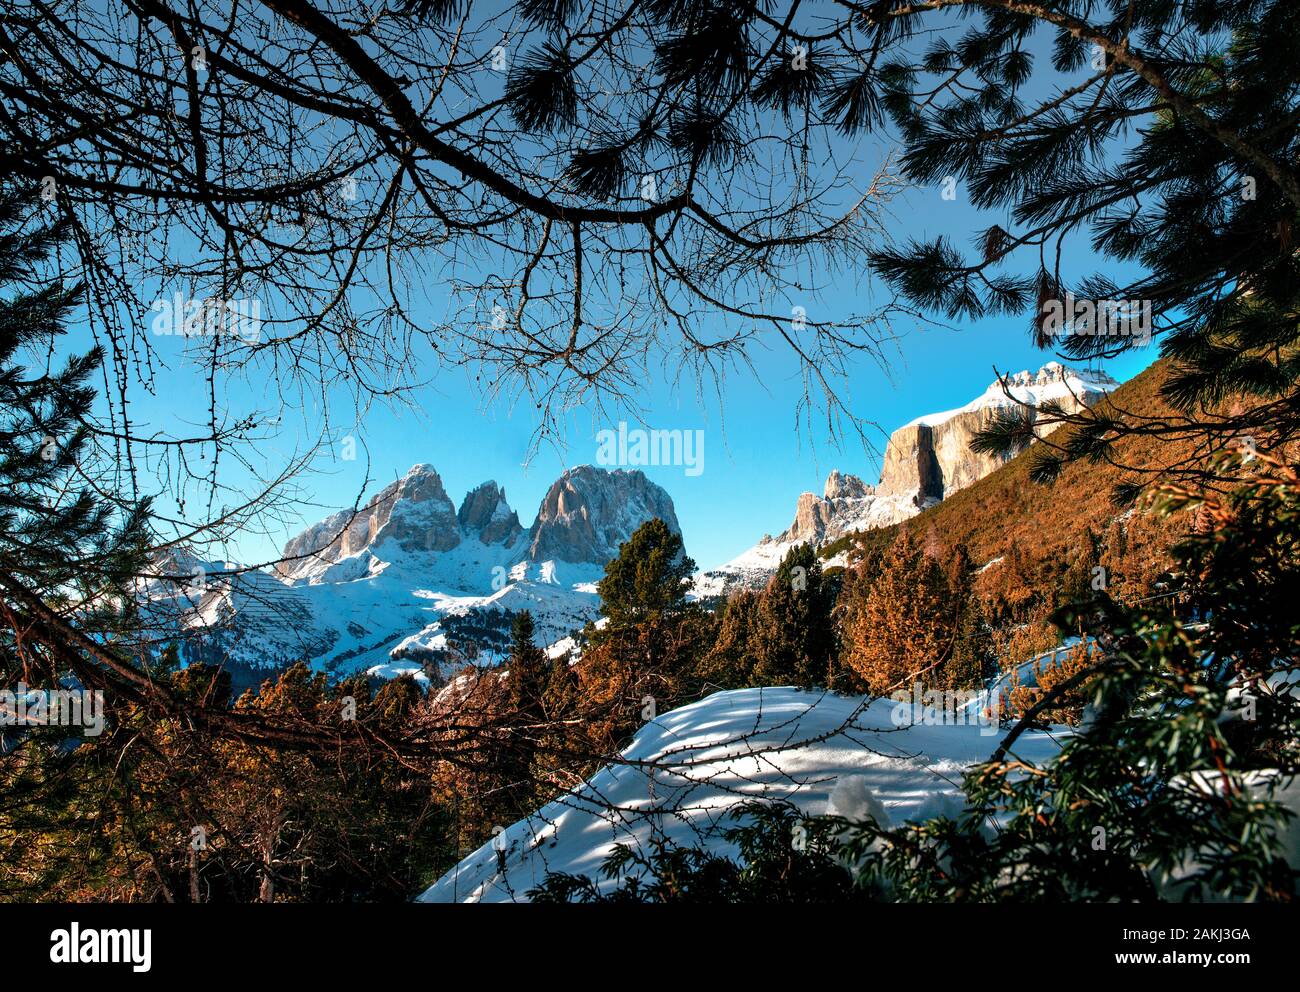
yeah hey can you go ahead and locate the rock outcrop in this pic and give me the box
[278,464,461,579]
[876,425,944,501]
[775,472,921,547]
[457,481,524,546]
[528,466,681,565]
[697,362,1116,595]
[278,463,682,582]
[196,464,685,676]
[877,362,1116,501]
[823,469,871,500]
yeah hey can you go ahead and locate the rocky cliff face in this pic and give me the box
[181,464,683,677]
[278,464,461,579]
[774,472,922,547]
[278,463,680,583]
[457,481,524,546]
[823,468,870,500]
[528,466,681,565]
[876,362,1116,501]
[876,425,944,500]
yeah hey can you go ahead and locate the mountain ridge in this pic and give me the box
[694,361,1116,594]
[153,361,1126,682]
[150,465,682,683]
[817,356,1191,611]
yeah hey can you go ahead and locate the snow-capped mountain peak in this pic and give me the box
[823,468,871,500]
[154,464,683,685]
[276,463,463,583]
[528,466,680,565]
[457,481,524,546]
[902,361,1117,429]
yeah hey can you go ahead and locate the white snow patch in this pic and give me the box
[903,362,1115,429]
[365,661,431,686]
[419,687,1066,903]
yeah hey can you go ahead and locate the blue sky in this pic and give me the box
[121,167,1156,572]
[65,16,1159,572]
[305,302,1156,573]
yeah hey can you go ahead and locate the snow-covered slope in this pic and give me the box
[422,684,1300,903]
[419,687,1065,902]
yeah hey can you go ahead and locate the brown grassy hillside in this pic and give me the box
[823,358,1203,619]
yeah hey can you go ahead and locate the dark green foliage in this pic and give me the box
[519,0,581,31]
[499,610,549,815]
[695,545,838,691]
[1058,528,1103,609]
[542,649,579,722]
[506,611,548,719]
[750,544,837,689]
[943,544,995,690]
[944,597,995,691]
[698,589,759,687]
[595,518,695,633]
[753,45,833,116]
[852,2,1300,475]
[570,519,713,759]
[666,103,742,169]
[652,4,751,96]
[371,670,424,723]
[506,43,579,133]
[400,0,468,24]
[563,142,627,199]
[0,184,153,623]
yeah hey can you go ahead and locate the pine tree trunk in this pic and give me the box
[259,829,276,903]
[189,848,201,904]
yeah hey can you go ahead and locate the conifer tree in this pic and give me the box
[581,518,707,750]
[534,648,583,787]
[498,610,548,814]
[942,544,993,691]
[853,2,1300,489]
[698,589,760,688]
[945,598,995,692]
[847,451,1300,901]
[750,544,836,689]
[841,527,953,696]
[0,184,153,685]
[506,611,548,721]
[542,650,580,725]
[538,453,1300,904]
[827,547,881,694]
[595,518,696,633]
[1059,527,1104,609]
